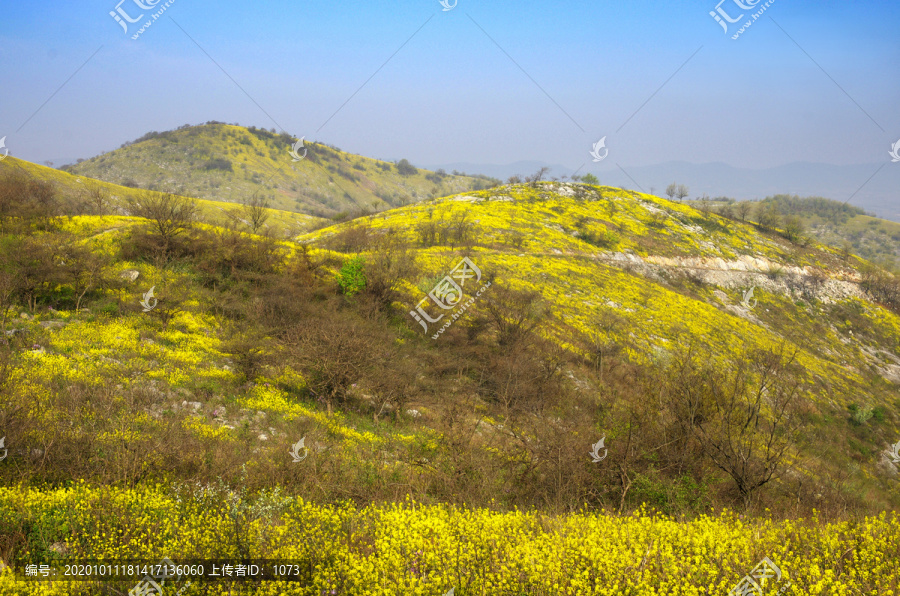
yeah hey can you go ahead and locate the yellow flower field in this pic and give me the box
[1,484,897,595]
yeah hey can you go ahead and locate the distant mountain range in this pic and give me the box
[426,160,900,222]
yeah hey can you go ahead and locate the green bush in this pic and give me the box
[203,158,233,172]
[576,227,619,248]
[396,159,418,176]
[848,403,874,426]
[337,256,366,296]
[630,472,709,516]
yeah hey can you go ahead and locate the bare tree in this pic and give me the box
[482,285,548,350]
[665,183,678,201]
[126,191,198,259]
[697,194,711,216]
[285,310,391,415]
[7,237,60,312]
[58,241,109,311]
[82,184,110,215]
[667,343,802,509]
[676,184,690,202]
[525,167,550,186]
[0,267,21,334]
[579,309,626,382]
[0,172,59,233]
[359,229,417,312]
[242,193,271,234]
[736,201,753,222]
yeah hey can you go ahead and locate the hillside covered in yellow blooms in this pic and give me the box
[1,160,899,594]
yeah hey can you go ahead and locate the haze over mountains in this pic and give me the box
[55,121,900,223]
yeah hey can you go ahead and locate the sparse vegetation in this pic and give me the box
[1,164,899,594]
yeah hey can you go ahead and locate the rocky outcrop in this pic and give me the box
[602,252,866,304]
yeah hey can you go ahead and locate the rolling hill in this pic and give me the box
[63,122,498,218]
[1,160,900,593]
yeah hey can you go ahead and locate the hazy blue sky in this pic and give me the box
[1,0,898,174]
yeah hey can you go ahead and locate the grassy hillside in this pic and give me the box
[695,194,900,270]
[0,155,322,236]
[1,166,900,593]
[63,122,498,218]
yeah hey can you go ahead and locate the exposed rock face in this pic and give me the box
[602,252,865,304]
[120,269,141,282]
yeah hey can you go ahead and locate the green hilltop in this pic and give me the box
[63,122,497,218]
[690,194,900,270]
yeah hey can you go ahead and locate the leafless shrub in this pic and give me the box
[481,284,549,350]
[664,342,803,509]
[0,172,60,233]
[126,191,199,262]
[323,224,371,253]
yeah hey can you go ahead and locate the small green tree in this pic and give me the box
[396,159,418,176]
[756,203,782,231]
[782,215,805,244]
[581,173,599,185]
[337,256,366,296]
